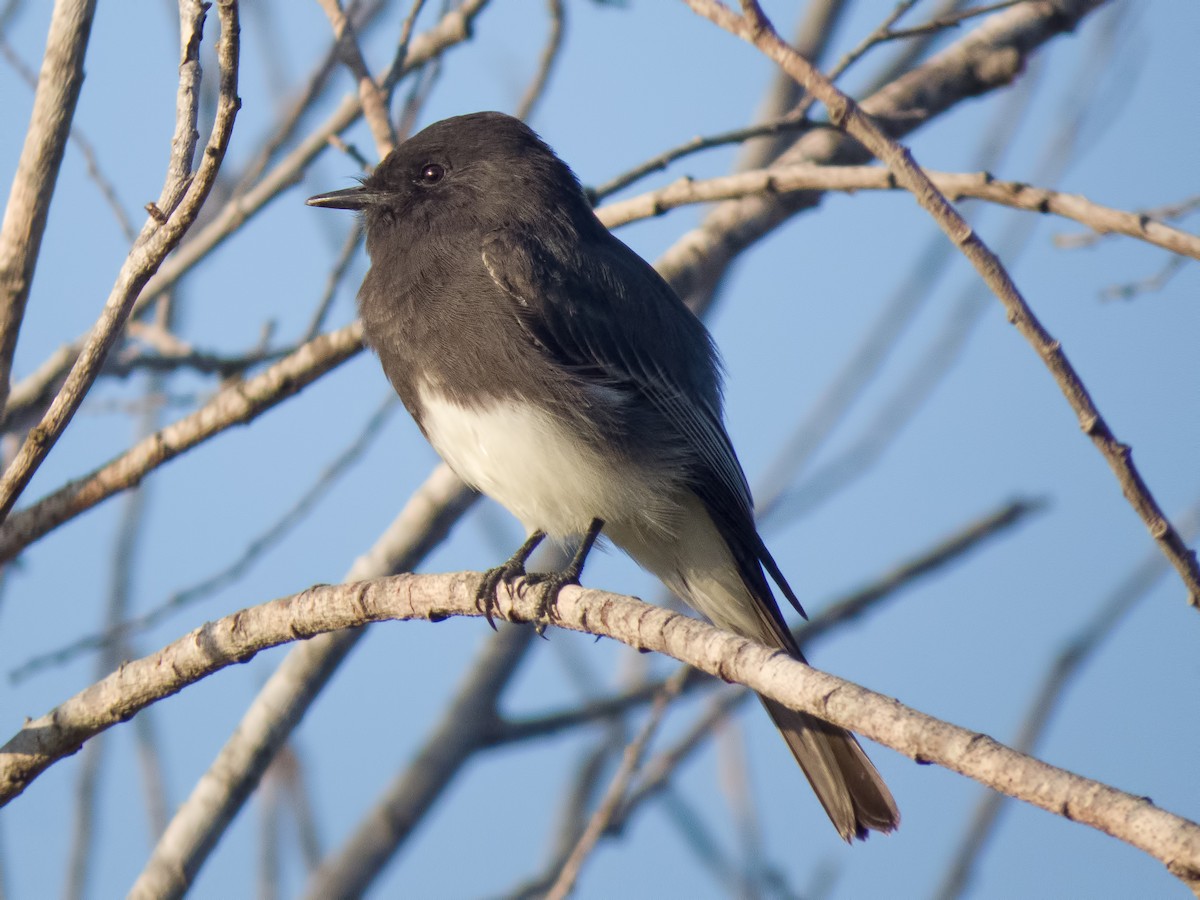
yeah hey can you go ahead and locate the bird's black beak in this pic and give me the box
[306,185,381,210]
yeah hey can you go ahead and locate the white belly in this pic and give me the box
[417,382,678,540]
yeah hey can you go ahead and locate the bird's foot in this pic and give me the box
[475,530,548,630]
[521,518,605,636]
[476,558,528,630]
[519,569,581,636]
[475,520,604,634]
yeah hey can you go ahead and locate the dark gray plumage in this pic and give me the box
[307,111,898,840]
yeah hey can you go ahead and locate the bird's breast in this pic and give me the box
[415,380,681,540]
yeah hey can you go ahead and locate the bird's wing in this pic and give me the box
[481,225,804,621]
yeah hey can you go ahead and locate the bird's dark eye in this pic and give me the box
[417,163,445,185]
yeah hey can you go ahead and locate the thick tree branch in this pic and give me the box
[0,0,96,419]
[3,573,1199,890]
[0,0,240,523]
[128,464,476,900]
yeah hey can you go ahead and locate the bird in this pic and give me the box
[307,111,899,840]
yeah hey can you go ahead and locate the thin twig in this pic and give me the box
[515,0,564,122]
[382,0,429,98]
[317,0,396,155]
[1100,254,1187,301]
[501,730,627,900]
[302,221,364,340]
[1055,193,1200,250]
[589,115,820,203]
[0,32,135,240]
[544,669,689,900]
[886,0,1024,41]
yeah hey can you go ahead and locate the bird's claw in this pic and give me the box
[475,522,599,634]
[475,559,528,630]
[520,571,580,636]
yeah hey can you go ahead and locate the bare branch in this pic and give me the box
[598,165,1200,260]
[1055,193,1200,250]
[0,0,97,417]
[0,323,363,565]
[681,0,1200,606]
[316,0,396,155]
[130,464,476,900]
[656,0,1111,304]
[935,500,1200,900]
[515,0,564,123]
[5,574,1200,890]
[0,0,241,523]
[9,394,397,682]
[545,670,688,900]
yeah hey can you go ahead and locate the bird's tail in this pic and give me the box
[613,499,899,840]
[759,695,898,841]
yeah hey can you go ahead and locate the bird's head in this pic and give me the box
[307,111,592,256]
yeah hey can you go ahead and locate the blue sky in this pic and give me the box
[1,1,1197,897]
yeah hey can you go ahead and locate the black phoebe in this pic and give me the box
[307,111,898,840]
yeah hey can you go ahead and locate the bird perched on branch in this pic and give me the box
[308,111,898,840]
